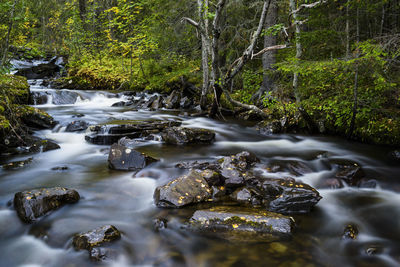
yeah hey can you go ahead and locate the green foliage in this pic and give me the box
[275,41,399,144]
[232,70,263,104]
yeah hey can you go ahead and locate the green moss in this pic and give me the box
[0,75,30,104]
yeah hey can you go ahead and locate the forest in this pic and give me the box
[1,1,400,266]
[1,0,399,145]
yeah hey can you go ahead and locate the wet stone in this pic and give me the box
[256,120,282,135]
[13,187,80,223]
[65,120,89,132]
[85,120,181,145]
[50,166,69,171]
[342,224,359,240]
[89,247,118,262]
[153,218,168,231]
[28,139,60,153]
[247,177,322,214]
[164,90,180,109]
[154,170,212,208]
[201,169,223,186]
[73,225,121,250]
[162,127,216,145]
[188,206,295,242]
[2,157,33,170]
[108,143,158,171]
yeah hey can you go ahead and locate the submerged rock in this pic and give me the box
[13,187,80,223]
[188,206,295,242]
[108,142,158,171]
[65,120,89,132]
[73,225,121,250]
[162,127,215,145]
[89,247,118,262]
[85,120,181,145]
[2,157,33,170]
[153,218,168,231]
[154,170,212,208]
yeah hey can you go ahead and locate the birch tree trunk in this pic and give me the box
[289,0,302,103]
[198,0,210,109]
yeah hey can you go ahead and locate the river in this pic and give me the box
[0,80,399,266]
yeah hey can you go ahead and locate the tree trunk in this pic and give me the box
[289,0,302,103]
[209,0,226,117]
[198,0,210,109]
[345,0,350,58]
[255,0,278,102]
[1,0,17,67]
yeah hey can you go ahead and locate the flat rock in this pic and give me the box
[73,225,121,250]
[154,170,212,208]
[14,187,80,223]
[162,127,215,145]
[108,142,158,171]
[188,206,295,242]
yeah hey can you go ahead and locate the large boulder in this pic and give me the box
[108,142,158,171]
[85,120,181,145]
[188,206,295,242]
[154,170,212,208]
[73,225,121,250]
[13,187,80,223]
[246,177,322,214]
[162,127,215,145]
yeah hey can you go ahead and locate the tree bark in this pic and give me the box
[289,0,302,103]
[198,0,210,109]
[253,0,278,103]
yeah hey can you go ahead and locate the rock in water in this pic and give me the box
[247,177,322,214]
[162,127,215,145]
[164,90,180,109]
[13,187,80,223]
[65,120,89,132]
[154,170,212,208]
[73,225,121,250]
[188,206,294,242]
[85,120,181,145]
[108,143,158,171]
[2,157,33,170]
[89,247,118,261]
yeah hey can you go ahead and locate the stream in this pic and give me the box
[0,79,399,267]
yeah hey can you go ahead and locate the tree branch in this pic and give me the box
[291,0,328,14]
[252,44,288,58]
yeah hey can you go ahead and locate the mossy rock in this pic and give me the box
[0,75,30,104]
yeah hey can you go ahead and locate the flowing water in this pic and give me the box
[0,80,399,267]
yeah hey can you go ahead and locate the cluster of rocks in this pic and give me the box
[112,90,195,111]
[12,186,122,261]
[153,151,323,242]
